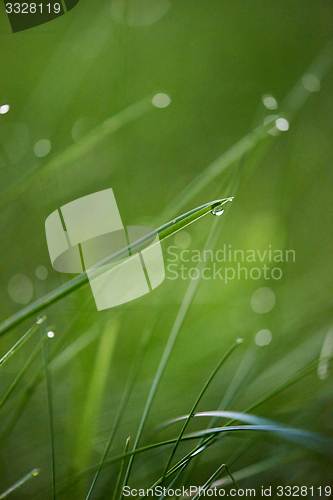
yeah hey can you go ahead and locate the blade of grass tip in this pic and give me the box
[0,95,156,211]
[120,205,232,495]
[41,328,56,500]
[85,311,158,500]
[162,339,244,478]
[159,356,331,481]
[0,197,233,337]
[113,437,130,500]
[0,468,40,499]
[0,335,47,411]
[193,463,238,500]
[0,316,46,366]
[158,42,333,223]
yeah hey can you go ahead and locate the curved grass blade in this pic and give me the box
[160,410,284,430]
[0,469,40,499]
[0,197,233,337]
[65,419,332,493]
[183,425,333,457]
[162,410,333,457]
[150,356,332,484]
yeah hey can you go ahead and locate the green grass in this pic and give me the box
[1,3,333,498]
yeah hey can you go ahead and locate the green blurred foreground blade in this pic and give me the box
[0,197,233,336]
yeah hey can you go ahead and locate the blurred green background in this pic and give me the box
[0,0,333,498]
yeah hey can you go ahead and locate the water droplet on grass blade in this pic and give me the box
[211,205,224,216]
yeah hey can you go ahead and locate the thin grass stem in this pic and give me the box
[0,468,40,499]
[162,338,243,478]
[0,336,47,411]
[0,317,46,366]
[114,437,130,500]
[193,463,238,500]
[41,331,56,500]
[85,312,158,500]
[152,357,331,483]
[120,212,228,494]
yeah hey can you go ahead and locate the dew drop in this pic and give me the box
[0,104,10,114]
[211,205,224,216]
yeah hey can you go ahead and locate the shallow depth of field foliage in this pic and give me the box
[0,1,333,498]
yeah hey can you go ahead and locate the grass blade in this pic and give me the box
[74,318,119,491]
[41,329,56,500]
[151,356,332,483]
[113,437,130,500]
[0,335,47,411]
[120,208,232,493]
[65,416,332,492]
[0,316,46,366]
[0,468,40,499]
[0,197,233,337]
[84,313,157,500]
[184,425,333,457]
[158,41,333,222]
